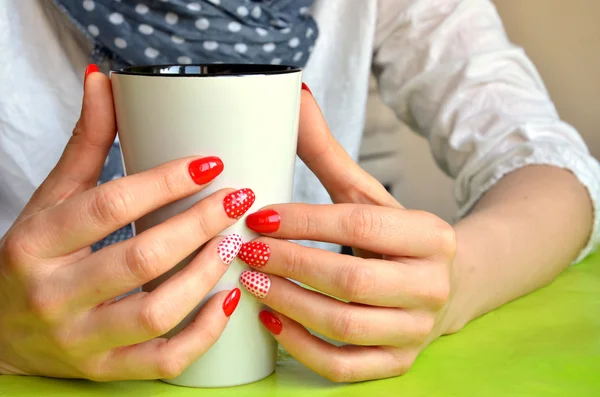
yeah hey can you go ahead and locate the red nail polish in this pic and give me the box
[84,64,100,86]
[259,310,282,335]
[246,209,280,233]
[238,241,270,268]
[188,156,224,185]
[217,234,243,265]
[240,270,271,299]
[223,188,255,219]
[301,82,312,95]
[223,288,241,317]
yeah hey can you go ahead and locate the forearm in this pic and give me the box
[443,165,593,333]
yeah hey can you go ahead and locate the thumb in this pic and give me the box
[23,65,117,217]
[297,84,403,209]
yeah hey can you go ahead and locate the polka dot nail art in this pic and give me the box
[238,241,270,268]
[217,234,243,265]
[223,188,256,219]
[240,270,271,299]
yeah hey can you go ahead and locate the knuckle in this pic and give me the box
[285,245,309,277]
[194,209,213,240]
[138,299,173,337]
[412,315,436,341]
[158,169,185,199]
[26,287,63,324]
[431,217,457,258]
[1,232,31,272]
[325,355,354,383]
[295,208,315,237]
[344,207,382,242]
[330,308,365,344]
[157,352,186,379]
[340,260,375,301]
[387,349,412,376]
[90,185,133,226]
[124,242,164,282]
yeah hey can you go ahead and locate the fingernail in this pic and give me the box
[238,241,270,268]
[217,234,243,265]
[222,288,241,317]
[84,64,100,86]
[246,209,280,233]
[188,156,224,185]
[240,270,271,299]
[223,188,255,219]
[301,82,312,95]
[259,310,282,335]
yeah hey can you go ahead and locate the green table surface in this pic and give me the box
[2,252,600,397]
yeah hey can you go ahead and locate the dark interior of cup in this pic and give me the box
[112,64,300,77]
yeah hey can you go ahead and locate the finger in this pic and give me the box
[298,85,401,208]
[20,156,228,257]
[238,238,449,309]
[240,271,424,347]
[58,188,249,305]
[91,290,237,381]
[247,203,455,257]
[76,236,241,349]
[259,310,411,382]
[23,69,116,217]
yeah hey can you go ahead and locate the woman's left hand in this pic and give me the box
[237,85,457,382]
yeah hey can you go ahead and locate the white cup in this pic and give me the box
[110,64,302,387]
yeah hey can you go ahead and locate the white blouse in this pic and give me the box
[0,0,599,261]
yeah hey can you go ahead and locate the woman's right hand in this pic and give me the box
[0,68,250,380]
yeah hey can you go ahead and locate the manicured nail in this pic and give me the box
[240,270,270,299]
[217,234,243,265]
[259,310,282,335]
[222,288,241,317]
[188,156,224,185]
[223,188,255,219]
[301,82,312,95]
[246,209,280,233]
[238,241,270,268]
[84,64,100,86]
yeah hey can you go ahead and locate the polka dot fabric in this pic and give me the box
[217,234,243,265]
[54,0,319,68]
[223,188,255,219]
[238,241,270,268]
[240,271,271,299]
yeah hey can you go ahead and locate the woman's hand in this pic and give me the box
[236,85,456,382]
[0,70,250,380]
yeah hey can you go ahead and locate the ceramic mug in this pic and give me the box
[110,64,302,387]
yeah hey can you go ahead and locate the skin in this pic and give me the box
[0,71,593,382]
[238,88,593,382]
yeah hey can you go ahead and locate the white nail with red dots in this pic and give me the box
[217,234,243,265]
[240,270,271,299]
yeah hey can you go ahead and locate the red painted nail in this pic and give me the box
[84,64,99,86]
[217,234,243,265]
[246,209,280,233]
[223,288,241,317]
[188,156,224,185]
[301,82,312,95]
[240,270,271,299]
[259,310,282,335]
[238,241,270,268]
[223,188,255,219]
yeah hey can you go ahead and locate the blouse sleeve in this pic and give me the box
[372,0,600,262]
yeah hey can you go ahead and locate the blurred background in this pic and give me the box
[361,0,600,222]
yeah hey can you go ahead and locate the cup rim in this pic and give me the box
[111,64,301,77]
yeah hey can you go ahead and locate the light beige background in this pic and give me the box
[361,0,600,222]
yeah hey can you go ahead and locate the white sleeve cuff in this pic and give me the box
[455,140,600,264]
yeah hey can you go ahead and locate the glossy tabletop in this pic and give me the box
[2,252,599,397]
